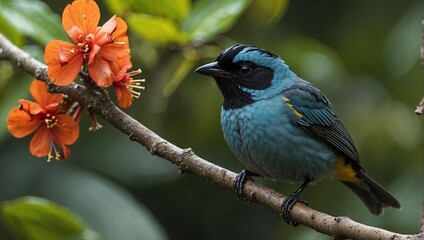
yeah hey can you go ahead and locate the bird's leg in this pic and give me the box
[233,169,256,200]
[281,179,310,226]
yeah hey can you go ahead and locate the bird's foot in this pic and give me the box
[233,170,254,200]
[281,192,308,226]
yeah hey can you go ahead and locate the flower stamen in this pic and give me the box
[132,79,145,83]
[126,78,145,99]
[77,42,90,57]
[82,14,87,33]
[55,152,61,160]
[45,113,59,129]
[47,152,53,162]
[88,112,102,131]
[47,140,61,162]
[110,34,125,45]
[129,85,145,90]
[129,89,141,99]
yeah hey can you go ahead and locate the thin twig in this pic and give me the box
[0,33,422,240]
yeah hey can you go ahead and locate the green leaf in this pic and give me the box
[0,0,67,45]
[127,13,188,44]
[247,0,290,26]
[129,0,190,22]
[181,0,252,42]
[104,0,131,15]
[37,166,169,240]
[0,14,23,46]
[1,196,100,240]
[105,0,190,21]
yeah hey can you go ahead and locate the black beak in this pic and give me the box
[195,62,233,78]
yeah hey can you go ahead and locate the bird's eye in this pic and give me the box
[239,65,252,75]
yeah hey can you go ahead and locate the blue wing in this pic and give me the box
[283,78,360,162]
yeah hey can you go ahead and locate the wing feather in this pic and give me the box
[283,78,360,162]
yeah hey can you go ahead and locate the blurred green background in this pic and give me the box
[0,0,423,239]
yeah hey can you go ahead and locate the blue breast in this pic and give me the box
[221,95,337,183]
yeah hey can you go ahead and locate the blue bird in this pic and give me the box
[195,44,400,224]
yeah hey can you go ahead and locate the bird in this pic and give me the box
[195,44,400,225]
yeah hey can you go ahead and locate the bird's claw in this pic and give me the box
[281,193,308,226]
[233,170,253,200]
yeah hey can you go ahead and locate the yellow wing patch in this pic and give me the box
[332,155,360,182]
[282,96,303,118]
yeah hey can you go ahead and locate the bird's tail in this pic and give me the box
[342,170,401,215]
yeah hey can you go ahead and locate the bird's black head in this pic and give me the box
[195,44,283,110]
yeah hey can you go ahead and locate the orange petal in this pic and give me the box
[18,99,45,116]
[66,25,85,44]
[48,132,70,159]
[114,86,132,108]
[29,126,52,157]
[7,107,42,138]
[53,115,80,145]
[93,15,117,46]
[88,55,114,87]
[87,43,100,65]
[111,61,128,81]
[98,17,130,62]
[109,61,120,77]
[57,42,82,66]
[100,44,130,63]
[60,142,71,159]
[115,56,132,71]
[114,17,129,42]
[62,0,100,37]
[45,40,84,86]
[29,80,64,108]
[44,103,61,115]
[101,15,118,34]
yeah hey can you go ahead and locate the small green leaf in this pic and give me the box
[105,0,190,21]
[104,0,131,15]
[0,0,67,45]
[247,0,290,26]
[128,0,190,22]
[182,0,251,42]
[1,196,100,240]
[128,13,188,44]
[0,14,23,46]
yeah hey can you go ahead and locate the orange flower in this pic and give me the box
[44,0,130,87]
[111,60,144,108]
[7,80,79,161]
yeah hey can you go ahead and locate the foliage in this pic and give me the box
[1,197,100,240]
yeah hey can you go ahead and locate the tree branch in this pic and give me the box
[0,33,422,240]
